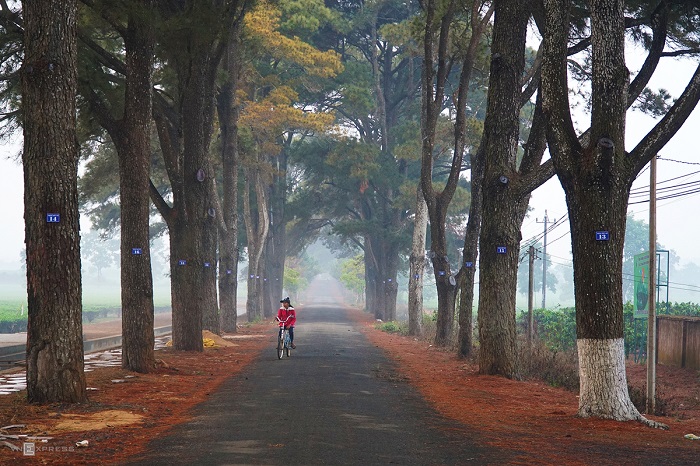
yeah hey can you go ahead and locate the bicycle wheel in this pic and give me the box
[277,337,284,359]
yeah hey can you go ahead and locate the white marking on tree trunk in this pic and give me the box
[577,338,667,429]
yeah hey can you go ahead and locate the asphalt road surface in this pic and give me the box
[131,305,506,465]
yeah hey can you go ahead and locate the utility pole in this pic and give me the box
[527,245,536,349]
[647,155,657,415]
[536,211,555,309]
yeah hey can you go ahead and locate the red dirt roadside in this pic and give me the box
[2,308,699,464]
[348,308,700,465]
[0,321,273,465]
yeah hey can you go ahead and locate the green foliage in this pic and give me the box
[527,307,577,352]
[339,255,365,296]
[633,88,674,118]
[375,320,407,335]
[0,301,26,331]
[518,302,700,359]
[279,0,340,38]
[283,266,309,297]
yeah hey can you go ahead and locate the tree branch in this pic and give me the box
[540,0,582,171]
[515,91,552,197]
[660,49,700,58]
[77,29,127,75]
[628,4,668,107]
[81,83,122,140]
[629,63,700,172]
[149,178,174,229]
[79,0,127,37]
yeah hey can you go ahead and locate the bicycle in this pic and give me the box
[276,316,292,359]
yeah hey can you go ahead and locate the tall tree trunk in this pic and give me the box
[243,168,269,321]
[22,0,87,403]
[202,210,220,334]
[269,146,288,308]
[172,61,212,350]
[364,239,377,314]
[217,33,242,334]
[476,0,531,377]
[456,143,485,358]
[407,187,428,336]
[383,244,399,321]
[430,238,456,346]
[151,0,245,350]
[420,0,493,346]
[120,5,156,371]
[261,239,275,317]
[541,0,700,426]
[368,235,386,320]
[170,219,203,350]
[566,179,639,420]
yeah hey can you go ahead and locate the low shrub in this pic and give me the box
[628,385,672,417]
[517,339,580,391]
[375,320,408,335]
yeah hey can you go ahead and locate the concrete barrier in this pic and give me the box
[0,326,172,362]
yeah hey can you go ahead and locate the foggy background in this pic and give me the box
[1,47,699,314]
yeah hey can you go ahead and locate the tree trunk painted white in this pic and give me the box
[577,338,666,428]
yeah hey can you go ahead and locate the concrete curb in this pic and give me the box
[0,326,172,362]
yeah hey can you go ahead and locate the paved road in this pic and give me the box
[131,305,506,465]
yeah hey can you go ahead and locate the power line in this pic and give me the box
[629,187,700,205]
[631,169,700,192]
[630,179,700,197]
[547,252,573,265]
[546,230,570,247]
[521,214,569,248]
[657,157,700,166]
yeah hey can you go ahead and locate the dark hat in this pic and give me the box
[280,297,291,304]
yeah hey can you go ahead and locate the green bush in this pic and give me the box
[518,307,577,352]
[375,320,407,335]
[518,301,700,362]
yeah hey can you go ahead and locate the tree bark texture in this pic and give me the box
[217,30,243,333]
[420,0,456,346]
[151,0,249,349]
[457,143,485,358]
[268,145,288,315]
[202,208,220,334]
[540,0,700,426]
[420,0,492,346]
[381,239,400,322]
[477,0,530,378]
[261,239,275,318]
[168,66,214,348]
[577,338,642,420]
[22,0,87,403]
[407,187,428,336]
[119,5,156,371]
[363,237,378,315]
[243,168,269,321]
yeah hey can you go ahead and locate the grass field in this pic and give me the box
[0,290,172,325]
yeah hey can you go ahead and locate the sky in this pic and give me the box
[524,56,700,268]
[0,43,699,282]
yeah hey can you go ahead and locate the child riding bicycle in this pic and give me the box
[277,297,296,349]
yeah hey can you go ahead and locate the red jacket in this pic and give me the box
[277,306,296,328]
